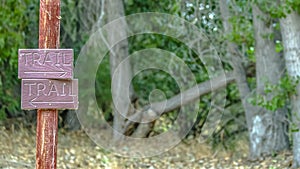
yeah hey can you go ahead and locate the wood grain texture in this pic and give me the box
[36,0,61,168]
[21,79,78,109]
[39,0,60,49]
[36,109,58,169]
[18,49,73,79]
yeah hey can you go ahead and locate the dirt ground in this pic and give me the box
[0,122,294,169]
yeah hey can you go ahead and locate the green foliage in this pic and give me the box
[0,0,34,119]
[128,33,208,125]
[255,0,300,18]
[275,41,283,53]
[125,0,181,15]
[60,0,88,58]
[132,69,179,105]
[95,55,113,117]
[228,15,254,45]
[246,46,255,62]
[24,1,39,48]
[249,75,298,111]
[227,0,254,45]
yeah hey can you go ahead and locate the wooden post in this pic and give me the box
[36,0,60,168]
[17,0,77,167]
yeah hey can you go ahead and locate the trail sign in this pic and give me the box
[18,49,73,79]
[21,79,78,109]
[17,0,79,168]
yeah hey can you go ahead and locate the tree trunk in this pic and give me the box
[219,0,254,129]
[62,110,81,130]
[220,0,289,159]
[250,4,289,158]
[280,11,300,168]
[106,0,136,142]
[62,0,105,131]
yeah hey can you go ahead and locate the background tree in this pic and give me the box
[280,7,300,168]
[219,0,289,159]
[106,0,137,141]
[250,3,289,158]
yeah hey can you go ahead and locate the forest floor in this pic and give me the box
[0,119,295,169]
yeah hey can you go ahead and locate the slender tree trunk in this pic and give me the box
[62,0,105,130]
[106,0,136,142]
[219,0,255,157]
[219,0,254,128]
[280,11,300,168]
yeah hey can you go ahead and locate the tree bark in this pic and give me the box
[251,4,289,158]
[280,11,300,168]
[62,0,105,131]
[219,0,256,157]
[219,0,289,159]
[219,0,255,129]
[106,0,136,142]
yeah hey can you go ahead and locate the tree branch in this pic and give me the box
[125,72,235,128]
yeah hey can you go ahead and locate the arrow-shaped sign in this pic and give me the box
[21,79,78,109]
[18,49,73,79]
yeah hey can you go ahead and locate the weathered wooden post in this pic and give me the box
[18,0,78,168]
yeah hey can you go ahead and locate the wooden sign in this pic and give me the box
[18,49,73,79]
[21,79,78,109]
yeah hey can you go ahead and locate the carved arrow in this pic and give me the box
[24,67,68,77]
[29,96,76,108]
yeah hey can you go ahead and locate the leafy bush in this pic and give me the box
[0,0,35,119]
